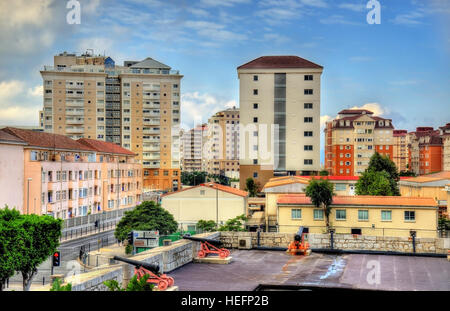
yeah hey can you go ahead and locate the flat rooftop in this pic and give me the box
[168,250,450,291]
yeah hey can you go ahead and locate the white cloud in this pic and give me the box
[349,56,373,62]
[338,3,366,12]
[0,80,45,126]
[184,21,247,41]
[320,14,358,25]
[199,0,251,7]
[180,92,237,130]
[0,81,24,99]
[349,103,387,116]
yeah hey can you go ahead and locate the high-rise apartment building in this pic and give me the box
[393,129,408,172]
[408,127,443,175]
[180,124,207,172]
[238,56,323,189]
[439,123,450,171]
[0,127,142,219]
[204,107,240,178]
[324,109,394,176]
[40,51,183,191]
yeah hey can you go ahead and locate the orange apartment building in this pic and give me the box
[408,127,443,175]
[324,109,394,176]
[0,127,142,219]
[40,51,182,192]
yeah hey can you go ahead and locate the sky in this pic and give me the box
[0,0,449,164]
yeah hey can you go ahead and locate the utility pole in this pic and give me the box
[27,178,32,214]
[216,185,218,225]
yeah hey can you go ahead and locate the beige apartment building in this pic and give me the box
[324,109,395,176]
[237,56,323,189]
[393,129,409,172]
[0,127,142,219]
[180,124,207,172]
[40,51,183,191]
[204,107,240,179]
[439,123,450,171]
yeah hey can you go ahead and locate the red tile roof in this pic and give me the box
[0,129,27,144]
[277,194,436,207]
[161,182,248,198]
[238,56,323,70]
[77,138,136,156]
[338,109,374,115]
[2,127,93,151]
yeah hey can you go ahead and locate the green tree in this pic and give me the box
[17,214,62,291]
[207,174,230,186]
[196,220,217,232]
[103,274,154,291]
[245,178,260,197]
[355,170,393,196]
[399,170,417,177]
[0,207,24,291]
[50,278,72,291]
[305,178,335,231]
[356,152,401,196]
[218,215,248,232]
[114,201,178,242]
[319,170,330,176]
[181,171,208,186]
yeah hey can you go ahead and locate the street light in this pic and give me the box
[27,178,32,214]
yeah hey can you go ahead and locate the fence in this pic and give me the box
[60,206,135,241]
[277,224,439,238]
[158,230,197,246]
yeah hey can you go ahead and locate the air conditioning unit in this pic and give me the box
[238,237,252,250]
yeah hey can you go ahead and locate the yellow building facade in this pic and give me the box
[161,183,248,231]
[276,194,438,238]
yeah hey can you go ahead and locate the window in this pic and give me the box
[304,131,313,137]
[304,89,313,95]
[291,209,302,219]
[253,103,258,109]
[358,210,369,221]
[253,75,258,81]
[404,211,415,222]
[304,75,313,81]
[30,151,38,161]
[381,210,392,221]
[336,209,346,220]
[314,209,324,220]
[335,184,346,191]
[351,228,362,235]
[253,172,258,178]
[304,145,313,151]
[253,89,258,95]
[304,103,313,109]
[253,117,258,123]
[304,159,313,165]
[200,190,205,195]
[253,159,258,164]
[304,117,313,123]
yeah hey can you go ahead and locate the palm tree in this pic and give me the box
[305,178,335,231]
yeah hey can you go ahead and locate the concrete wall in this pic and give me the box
[0,143,24,212]
[161,186,246,230]
[219,232,449,254]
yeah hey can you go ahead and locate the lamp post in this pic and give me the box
[27,178,32,214]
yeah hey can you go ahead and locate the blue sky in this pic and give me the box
[0,0,449,163]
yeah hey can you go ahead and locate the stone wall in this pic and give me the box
[219,231,449,254]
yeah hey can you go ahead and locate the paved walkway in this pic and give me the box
[168,250,450,291]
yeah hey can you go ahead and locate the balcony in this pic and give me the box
[66,127,84,134]
[143,119,160,126]
[143,128,160,135]
[143,153,160,160]
[143,144,160,152]
[66,110,85,116]
[66,101,85,107]
[66,118,84,125]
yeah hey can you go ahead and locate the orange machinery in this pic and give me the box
[287,227,310,255]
